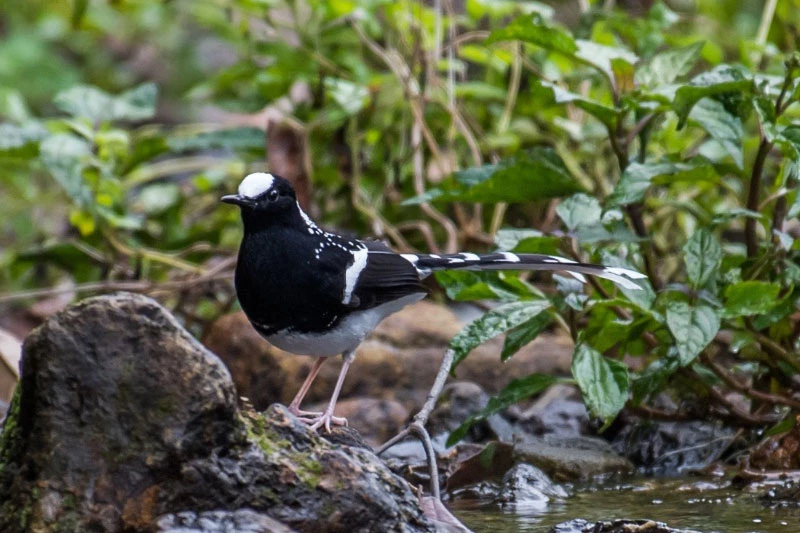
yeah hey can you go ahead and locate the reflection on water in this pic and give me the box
[449,477,800,533]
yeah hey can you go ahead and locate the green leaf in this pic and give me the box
[407,148,582,204]
[54,83,158,123]
[486,13,577,55]
[495,229,562,255]
[447,373,557,446]
[0,122,47,159]
[501,311,553,360]
[723,281,781,317]
[434,270,522,301]
[39,134,93,205]
[450,300,552,368]
[534,81,619,128]
[635,42,705,87]
[571,343,629,425]
[632,356,680,404]
[607,160,717,207]
[573,40,638,80]
[168,127,265,152]
[325,78,369,115]
[672,65,753,127]
[556,193,601,231]
[683,228,722,289]
[666,302,720,365]
[688,98,743,169]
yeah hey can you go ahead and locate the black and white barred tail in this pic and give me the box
[400,252,647,290]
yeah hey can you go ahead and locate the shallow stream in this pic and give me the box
[450,477,800,532]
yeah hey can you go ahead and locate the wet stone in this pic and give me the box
[0,293,435,533]
[154,510,297,533]
[496,463,567,506]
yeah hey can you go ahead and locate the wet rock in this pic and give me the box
[203,302,572,413]
[549,519,701,533]
[515,384,588,438]
[515,435,634,481]
[747,415,800,470]
[496,463,567,506]
[154,509,297,532]
[0,293,434,533]
[611,417,734,474]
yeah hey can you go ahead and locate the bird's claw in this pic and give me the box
[288,405,324,418]
[305,412,348,433]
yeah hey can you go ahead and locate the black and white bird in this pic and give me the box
[222,172,646,431]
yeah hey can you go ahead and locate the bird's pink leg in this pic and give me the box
[306,350,354,432]
[287,357,327,417]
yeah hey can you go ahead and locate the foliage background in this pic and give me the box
[1,0,799,443]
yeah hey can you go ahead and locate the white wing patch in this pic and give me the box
[343,247,369,305]
[238,172,275,198]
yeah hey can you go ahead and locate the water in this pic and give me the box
[449,477,800,532]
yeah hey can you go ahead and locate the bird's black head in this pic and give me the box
[221,173,300,228]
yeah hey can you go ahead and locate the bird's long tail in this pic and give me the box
[400,252,647,290]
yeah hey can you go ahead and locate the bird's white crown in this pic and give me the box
[238,172,275,198]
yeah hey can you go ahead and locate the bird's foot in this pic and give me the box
[303,410,348,433]
[287,404,323,418]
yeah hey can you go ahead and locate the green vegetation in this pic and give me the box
[1,1,799,443]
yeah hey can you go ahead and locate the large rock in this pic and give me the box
[202,302,572,412]
[0,293,434,533]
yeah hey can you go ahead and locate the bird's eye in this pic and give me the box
[267,189,279,201]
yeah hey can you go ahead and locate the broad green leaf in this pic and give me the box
[406,148,582,204]
[451,300,552,368]
[574,40,638,80]
[168,127,265,152]
[632,356,680,404]
[39,134,93,205]
[486,13,577,55]
[673,65,753,127]
[534,81,619,128]
[635,42,705,87]
[683,228,722,289]
[607,160,717,207]
[434,270,522,302]
[572,343,629,424]
[495,229,562,255]
[466,0,553,19]
[325,78,369,115]
[54,83,157,123]
[501,311,552,360]
[666,302,720,365]
[0,122,47,158]
[455,82,508,102]
[688,98,743,169]
[723,281,781,317]
[447,373,557,446]
[556,193,601,231]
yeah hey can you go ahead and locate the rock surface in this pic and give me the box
[0,293,434,533]
[202,302,572,413]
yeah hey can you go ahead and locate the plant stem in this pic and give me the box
[745,138,771,258]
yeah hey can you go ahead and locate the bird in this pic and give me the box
[222,172,647,432]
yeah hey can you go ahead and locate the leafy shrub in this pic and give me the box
[1,0,799,440]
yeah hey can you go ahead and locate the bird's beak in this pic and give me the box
[221,194,254,207]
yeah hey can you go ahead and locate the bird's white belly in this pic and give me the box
[266,293,426,357]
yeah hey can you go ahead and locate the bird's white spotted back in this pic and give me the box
[342,247,369,304]
[238,172,275,198]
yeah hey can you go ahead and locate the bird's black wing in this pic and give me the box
[347,240,427,310]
